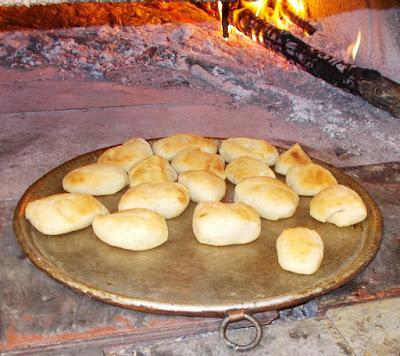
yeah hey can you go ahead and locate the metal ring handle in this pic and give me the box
[219,312,263,352]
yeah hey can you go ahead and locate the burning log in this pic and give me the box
[232,8,400,117]
[198,2,400,117]
[281,0,316,35]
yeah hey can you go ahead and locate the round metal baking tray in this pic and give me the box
[13,139,382,350]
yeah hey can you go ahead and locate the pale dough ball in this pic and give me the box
[152,133,218,161]
[274,143,312,176]
[219,137,278,166]
[178,170,226,203]
[25,193,108,235]
[93,209,168,251]
[128,155,177,187]
[225,156,276,185]
[171,148,226,179]
[118,182,190,219]
[192,201,261,246]
[62,163,128,196]
[276,227,324,275]
[98,138,153,172]
[286,163,338,196]
[310,184,367,227]
[234,176,299,220]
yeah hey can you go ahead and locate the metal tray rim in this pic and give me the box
[13,142,383,317]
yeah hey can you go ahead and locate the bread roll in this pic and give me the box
[219,137,278,166]
[226,156,276,185]
[178,170,226,203]
[310,185,367,227]
[25,193,108,235]
[234,176,299,220]
[118,182,190,219]
[62,163,128,196]
[171,148,226,179]
[193,202,261,246]
[93,209,168,251]
[276,227,324,275]
[98,138,152,172]
[286,163,338,196]
[274,143,312,175]
[152,133,218,161]
[128,155,177,187]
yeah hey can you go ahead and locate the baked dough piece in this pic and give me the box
[171,148,226,179]
[225,156,276,185]
[25,193,108,235]
[152,133,218,161]
[62,163,128,196]
[118,182,190,219]
[128,155,177,187]
[274,143,312,175]
[97,138,153,172]
[219,137,278,166]
[286,163,338,196]
[193,202,261,246]
[310,185,367,227]
[93,209,168,251]
[178,170,226,203]
[276,227,324,275]
[234,176,299,220]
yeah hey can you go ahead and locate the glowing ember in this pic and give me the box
[347,30,362,62]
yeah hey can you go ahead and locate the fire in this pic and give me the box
[287,0,306,16]
[347,30,362,62]
[241,0,307,33]
[217,0,309,40]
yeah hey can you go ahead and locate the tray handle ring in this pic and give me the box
[219,310,263,352]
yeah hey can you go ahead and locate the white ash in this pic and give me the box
[287,96,348,140]
[0,4,399,163]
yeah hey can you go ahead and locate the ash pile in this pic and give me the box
[0,2,399,163]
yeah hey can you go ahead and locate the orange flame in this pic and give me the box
[241,0,307,32]
[287,0,306,17]
[347,30,362,62]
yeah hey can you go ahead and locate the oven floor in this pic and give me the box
[0,67,399,355]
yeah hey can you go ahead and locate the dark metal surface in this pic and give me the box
[12,139,382,318]
[220,311,264,351]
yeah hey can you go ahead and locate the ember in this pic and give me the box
[0,1,399,133]
[201,0,400,116]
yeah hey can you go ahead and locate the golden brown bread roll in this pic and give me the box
[274,143,312,175]
[128,155,177,187]
[62,163,128,196]
[225,156,276,185]
[152,133,218,161]
[286,163,338,196]
[310,185,367,226]
[219,137,278,166]
[93,209,168,251]
[171,148,226,179]
[178,170,226,203]
[97,138,152,172]
[276,227,324,275]
[25,193,108,235]
[192,202,261,246]
[234,176,299,220]
[118,182,190,219]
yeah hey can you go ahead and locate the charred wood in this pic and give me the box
[196,1,400,117]
[281,1,316,35]
[233,9,400,117]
